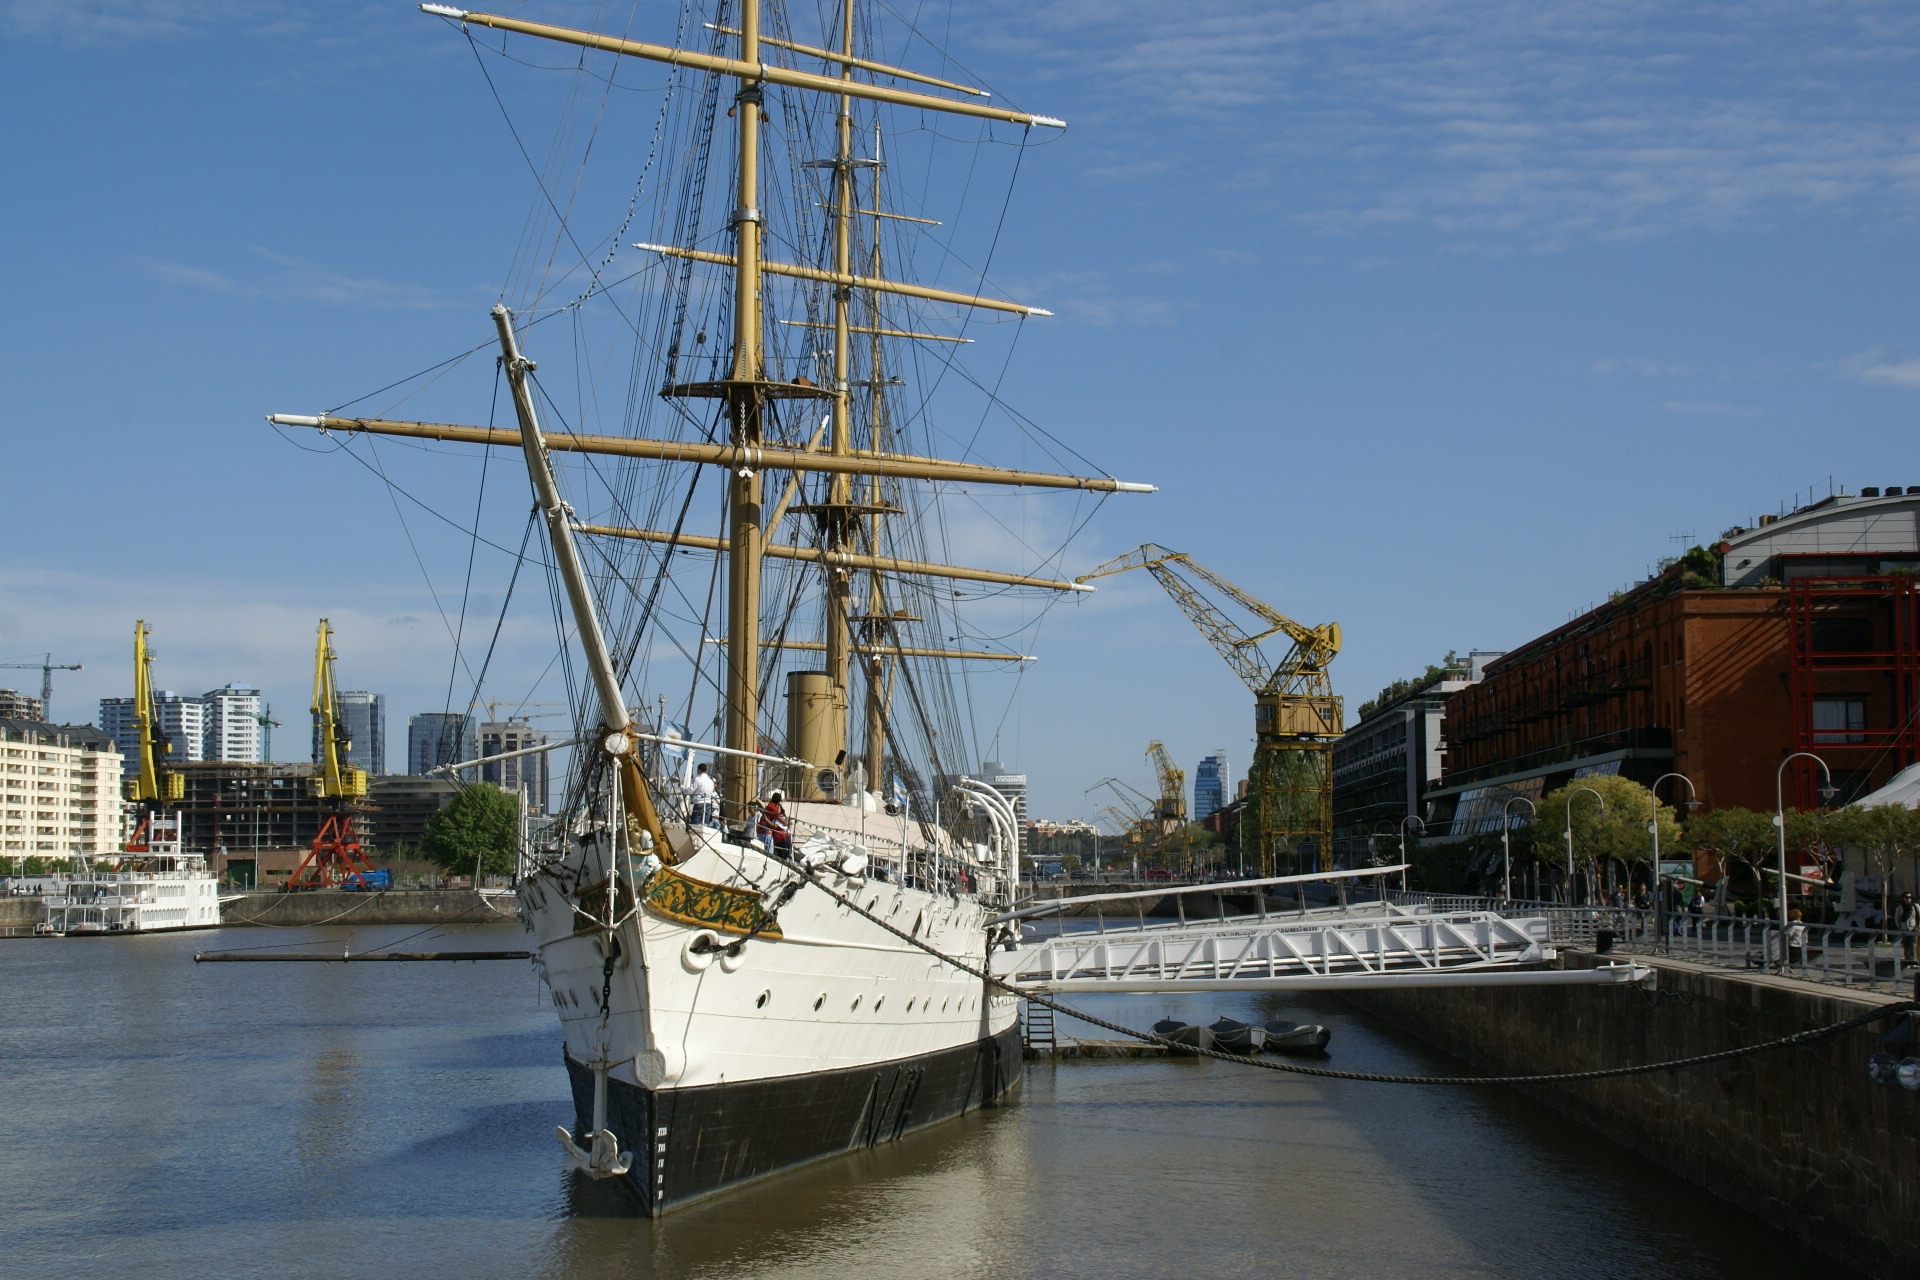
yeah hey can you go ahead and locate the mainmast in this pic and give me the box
[280,5,1147,830]
[821,0,856,771]
[720,0,769,824]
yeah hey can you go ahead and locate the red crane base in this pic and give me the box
[284,813,377,891]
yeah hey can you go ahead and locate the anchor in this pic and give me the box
[556,1055,632,1178]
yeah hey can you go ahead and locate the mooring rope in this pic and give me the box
[793,867,1917,1086]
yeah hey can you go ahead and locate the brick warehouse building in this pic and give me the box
[1428,488,1920,837]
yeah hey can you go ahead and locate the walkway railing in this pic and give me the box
[1382,890,1919,997]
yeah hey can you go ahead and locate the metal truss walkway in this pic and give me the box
[991,871,1653,994]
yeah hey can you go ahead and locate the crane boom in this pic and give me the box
[124,622,183,806]
[1077,545,1343,873]
[310,620,368,800]
[288,621,376,890]
[1145,740,1186,829]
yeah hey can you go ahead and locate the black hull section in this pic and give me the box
[565,1023,1023,1214]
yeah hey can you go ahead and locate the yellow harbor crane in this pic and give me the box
[1144,740,1186,835]
[123,621,184,854]
[286,619,376,889]
[1079,545,1342,874]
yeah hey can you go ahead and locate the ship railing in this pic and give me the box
[774,815,1002,905]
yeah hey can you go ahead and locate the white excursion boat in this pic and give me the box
[35,816,221,936]
[270,0,1149,1212]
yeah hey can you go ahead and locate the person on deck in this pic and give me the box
[757,791,792,860]
[684,762,717,829]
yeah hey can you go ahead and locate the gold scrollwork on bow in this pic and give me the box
[644,866,783,940]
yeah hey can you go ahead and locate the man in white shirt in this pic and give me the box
[685,762,716,828]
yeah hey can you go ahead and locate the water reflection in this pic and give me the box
[0,926,1855,1280]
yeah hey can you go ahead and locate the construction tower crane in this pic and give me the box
[0,654,81,721]
[1079,545,1342,874]
[245,705,283,764]
[123,621,184,853]
[286,620,377,890]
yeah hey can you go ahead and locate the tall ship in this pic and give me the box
[271,0,1149,1211]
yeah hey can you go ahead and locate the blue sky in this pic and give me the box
[3,0,1915,818]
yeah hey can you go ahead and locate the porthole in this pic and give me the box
[906,998,915,1012]
[851,995,862,1012]
[941,998,949,1011]
[814,993,826,1011]
[755,990,770,1008]
[875,996,885,1012]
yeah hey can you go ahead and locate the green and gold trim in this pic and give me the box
[644,866,784,939]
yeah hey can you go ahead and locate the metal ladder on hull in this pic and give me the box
[1022,999,1057,1056]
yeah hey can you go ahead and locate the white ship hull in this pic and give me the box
[34,867,221,935]
[522,805,1021,1211]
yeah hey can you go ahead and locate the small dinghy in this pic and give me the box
[1208,1017,1265,1054]
[1263,1020,1332,1055]
[1151,1018,1215,1053]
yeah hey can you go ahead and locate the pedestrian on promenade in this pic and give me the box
[684,762,717,828]
[1893,890,1920,964]
[1786,908,1807,971]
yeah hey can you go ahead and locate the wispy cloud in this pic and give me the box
[1021,270,1179,328]
[1594,356,1699,378]
[135,248,446,309]
[993,0,1920,248]
[1842,347,1920,389]
[1661,399,1762,416]
[8,0,305,43]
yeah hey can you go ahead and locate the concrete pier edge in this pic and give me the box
[1346,951,1918,1279]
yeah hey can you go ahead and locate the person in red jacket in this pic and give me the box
[756,791,792,859]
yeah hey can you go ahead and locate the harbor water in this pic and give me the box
[0,923,1850,1279]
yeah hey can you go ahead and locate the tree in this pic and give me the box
[1823,804,1920,914]
[1531,776,1681,895]
[420,783,520,878]
[1677,806,1774,906]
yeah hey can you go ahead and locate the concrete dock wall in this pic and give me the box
[0,897,43,935]
[219,889,517,927]
[1348,954,1918,1278]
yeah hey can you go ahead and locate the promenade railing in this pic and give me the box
[1380,889,1918,997]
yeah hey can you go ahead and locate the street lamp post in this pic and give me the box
[1774,751,1837,964]
[1501,796,1535,903]
[1564,786,1606,905]
[1400,815,1426,894]
[1650,772,1696,951]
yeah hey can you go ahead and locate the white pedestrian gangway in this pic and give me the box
[991,868,1654,994]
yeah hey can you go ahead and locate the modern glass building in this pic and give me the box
[408,712,474,775]
[1193,749,1230,821]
